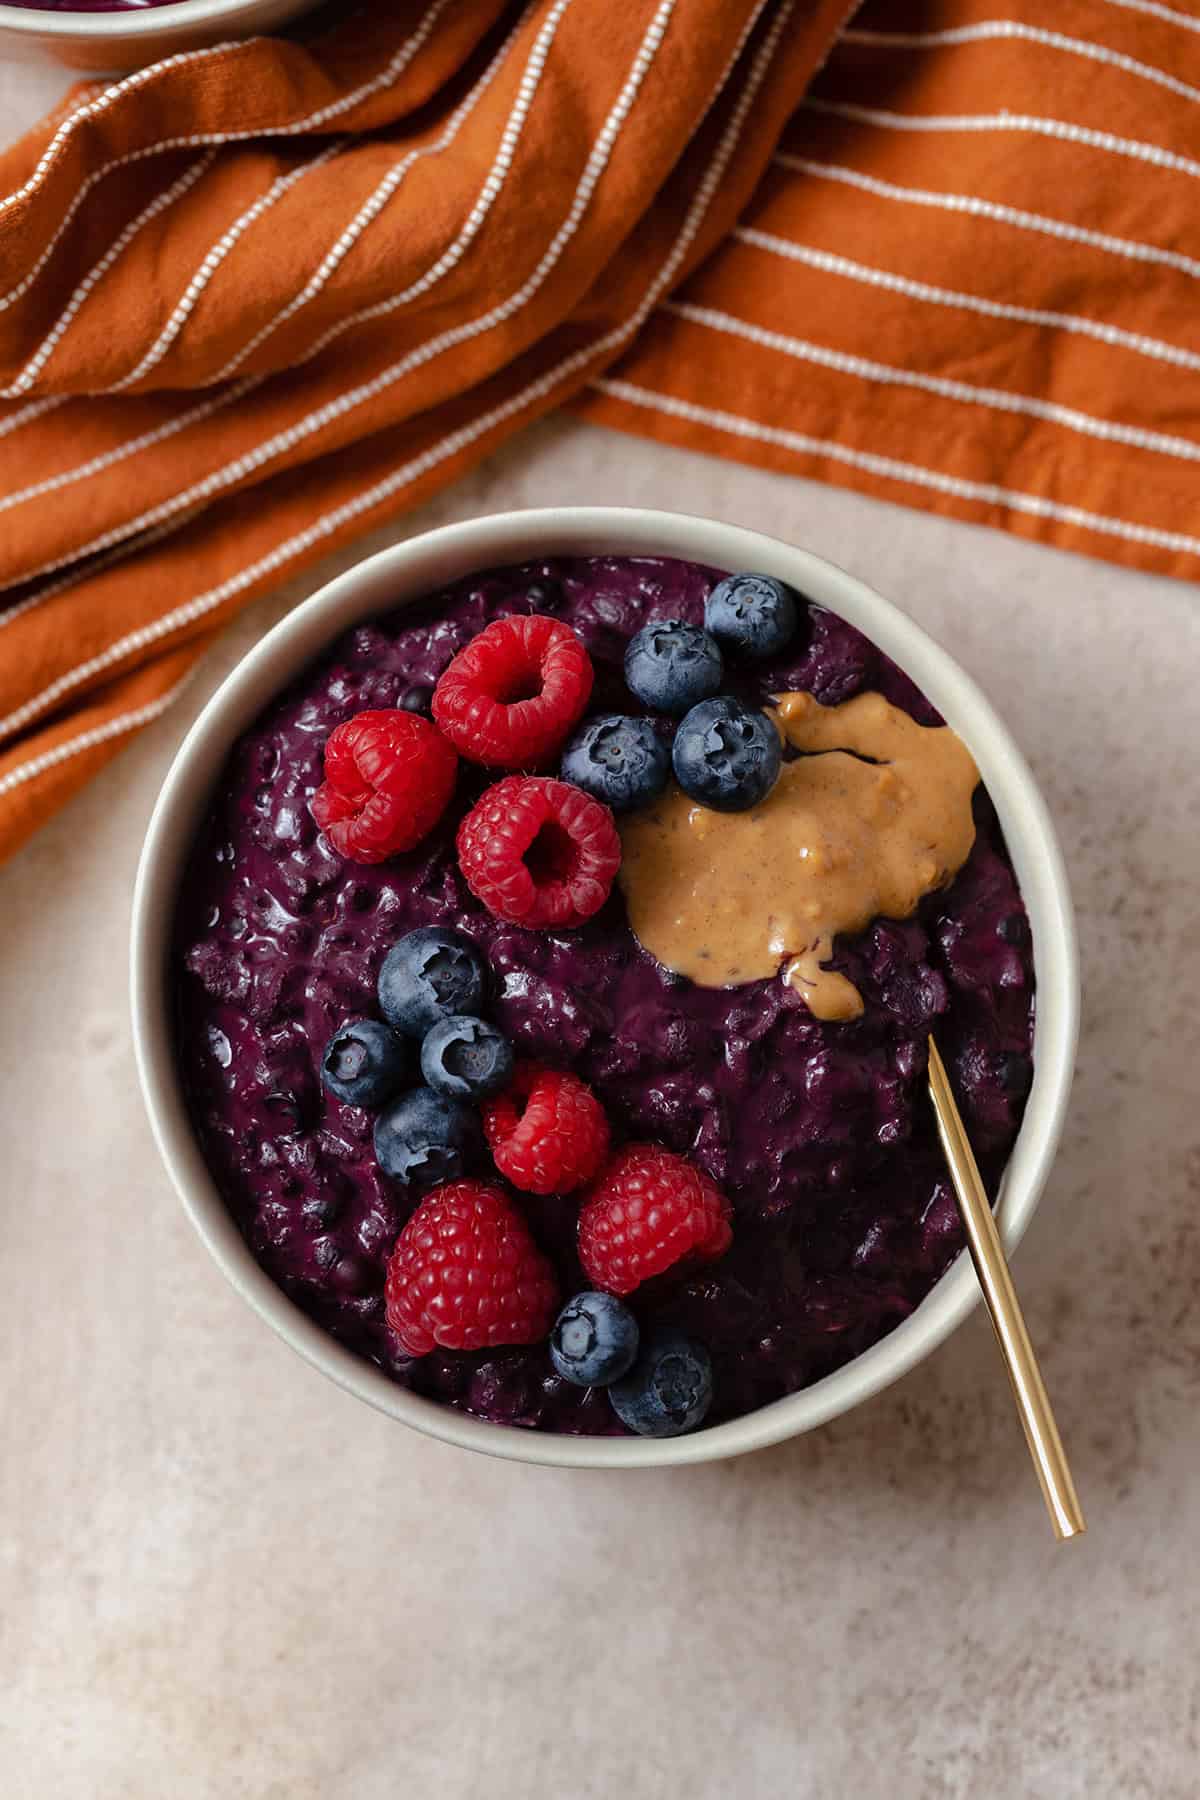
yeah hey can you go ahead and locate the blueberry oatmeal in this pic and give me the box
[173,556,1035,1437]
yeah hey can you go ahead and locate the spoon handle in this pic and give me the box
[928,1037,1085,1542]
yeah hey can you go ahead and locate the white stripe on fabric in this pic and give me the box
[805,98,1200,182]
[0,0,452,220]
[0,0,789,744]
[0,0,524,615]
[3,0,450,384]
[1100,0,1200,32]
[0,380,255,519]
[590,377,1200,559]
[773,155,1200,284]
[664,299,1200,464]
[0,143,214,316]
[0,42,238,218]
[0,509,206,632]
[282,0,679,376]
[734,226,1200,373]
[107,144,343,394]
[213,0,565,385]
[0,670,197,800]
[0,0,681,557]
[0,395,67,440]
[301,0,574,359]
[842,21,1200,106]
[0,571,88,634]
[1,152,217,397]
[211,1,541,382]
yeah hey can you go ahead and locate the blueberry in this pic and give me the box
[374,1087,479,1186]
[560,714,670,813]
[671,696,782,812]
[398,684,433,716]
[420,1015,514,1100]
[378,927,487,1038]
[624,620,723,715]
[704,572,799,660]
[997,912,1029,946]
[550,1292,639,1387]
[320,1018,409,1108]
[609,1330,713,1436]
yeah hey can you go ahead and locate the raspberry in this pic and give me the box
[311,709,457,864]
[432,614,593,767]
[577,1145,733,1296]
[384,1180,559,1356]
[482,1063,610,1195]
[457,775,620,928]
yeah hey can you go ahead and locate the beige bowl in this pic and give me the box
[131,507,1079,1468]
[0,0,319,71]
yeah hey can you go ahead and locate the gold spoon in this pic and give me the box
[927,1037,1085,1542]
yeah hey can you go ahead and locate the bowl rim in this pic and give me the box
[0,0,306,41]
[131,505,1079,1469]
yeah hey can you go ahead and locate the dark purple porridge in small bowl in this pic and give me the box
[167,530,1042,1446]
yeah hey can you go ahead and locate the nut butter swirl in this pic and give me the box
[617,690,980,1021]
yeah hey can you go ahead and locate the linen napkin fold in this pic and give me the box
[0,0,852,857]
[2,0,1199,862]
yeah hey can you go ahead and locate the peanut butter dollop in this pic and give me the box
[617,690,980,1021]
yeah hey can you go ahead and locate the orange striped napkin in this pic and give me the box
[1,0,1197,861]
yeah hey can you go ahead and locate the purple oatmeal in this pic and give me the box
[172,555,1035,1434]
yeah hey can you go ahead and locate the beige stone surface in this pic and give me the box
[2,57,1198,1800]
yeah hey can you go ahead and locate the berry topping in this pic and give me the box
[549,1291,639,1387]
[311,709,457,863]
[378,927,487,1038]
[457,776,621,928]
[432,614,593,767]
[319,1018,408,1109]
[671,696,782,813]
[997,911,1029,946]
[704,572,800,660]
[577,1144,733,1295]
[374,1087,480,1186]
[609,1330,714,1436]
[420,1015,514,1101]
[560,713,670,813]
[623,619,723,715]
[482,1063,610,1195]
[385,1180,559,1356]
[398,683,434,716]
